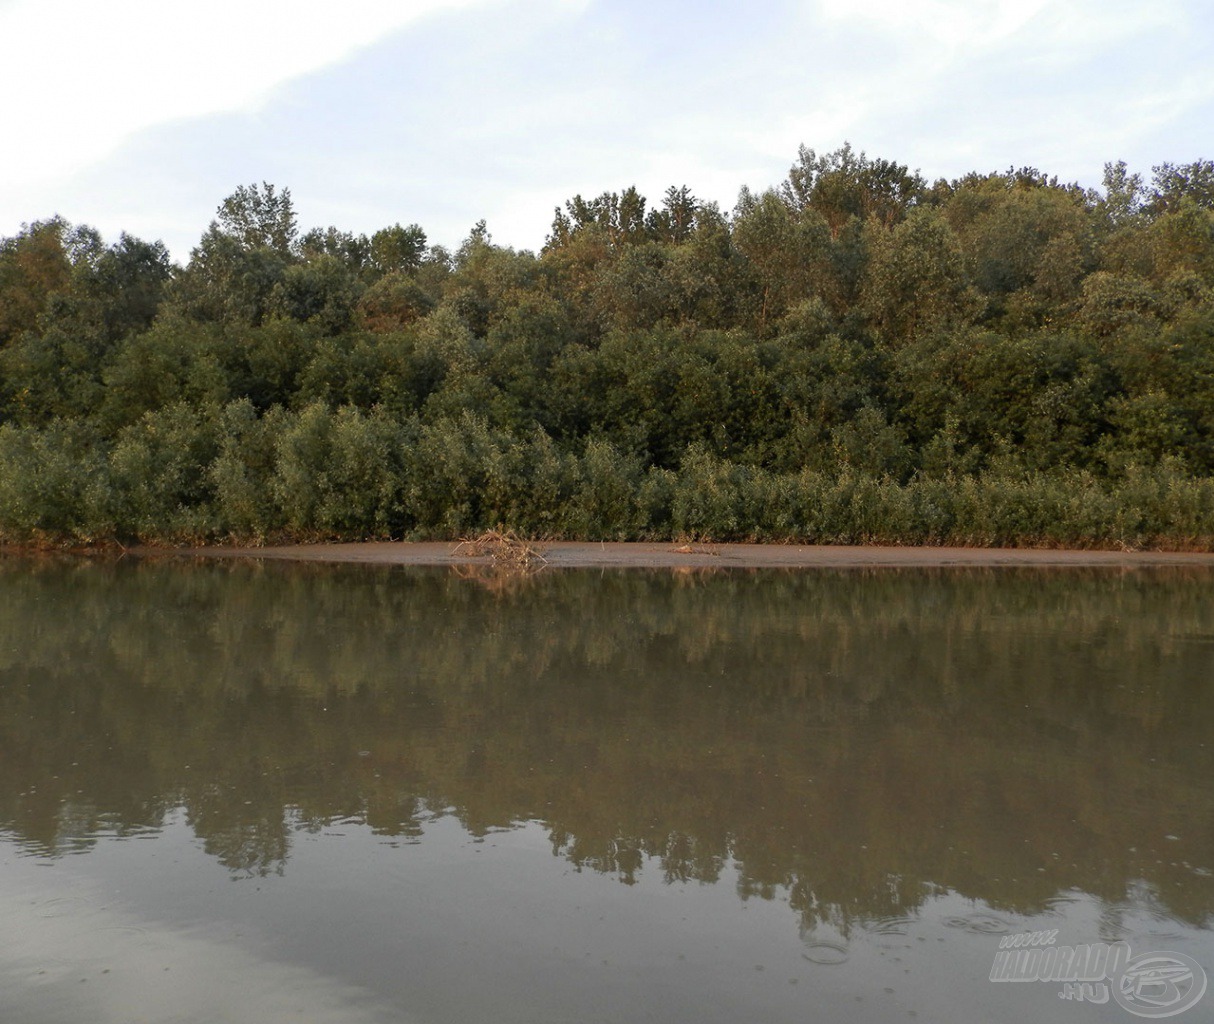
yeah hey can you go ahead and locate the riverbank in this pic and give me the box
[127,541,1214,570]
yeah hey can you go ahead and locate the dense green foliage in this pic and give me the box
[3,147,1214,546]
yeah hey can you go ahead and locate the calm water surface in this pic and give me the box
[0,559,1212,1023]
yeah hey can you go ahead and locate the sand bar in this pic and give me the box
[129,541,1214,570]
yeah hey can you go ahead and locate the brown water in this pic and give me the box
[0,559,1211,1023]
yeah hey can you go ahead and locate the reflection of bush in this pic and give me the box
[0,560,1212,927]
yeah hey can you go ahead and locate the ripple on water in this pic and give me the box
[35,896,93,920]
[1043,893,1082,913]
[941,912,1011,934]
[801,940,850,965]
[868,916,914,937]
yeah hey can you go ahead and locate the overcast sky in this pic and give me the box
[2,0,1211,263]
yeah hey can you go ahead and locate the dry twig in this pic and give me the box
[452,529,548,571]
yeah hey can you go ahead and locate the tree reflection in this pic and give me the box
[0,558,1212,930]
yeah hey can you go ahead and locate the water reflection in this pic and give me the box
[1,558,1211,935]
[0,836,402,1024]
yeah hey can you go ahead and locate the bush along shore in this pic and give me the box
[2,149,1214,549]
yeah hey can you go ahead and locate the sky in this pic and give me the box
[1,0,1211,264]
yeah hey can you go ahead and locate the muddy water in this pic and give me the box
[0,559,1211,1022]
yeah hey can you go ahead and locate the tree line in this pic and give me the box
[2,146,1213,546]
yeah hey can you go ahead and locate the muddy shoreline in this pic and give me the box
[112,541,1214,570]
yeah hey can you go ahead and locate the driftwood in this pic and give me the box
[670,543,720,556]
[451,529,548,571]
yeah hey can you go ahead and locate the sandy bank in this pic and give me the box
[137,541,1214,570]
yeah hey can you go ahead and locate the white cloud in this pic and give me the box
[816,0,1051,48]
[2,0,1210,257]
[749,0,1208,191]
[0,0,489,198]
[812,0,1183,47]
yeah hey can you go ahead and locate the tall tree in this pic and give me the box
[72,233,173,342]
[0,218,72,345]
[781,143,925,236]
[547,188,650,249]
[1147,160,1214,215]
[732,188,831,332]
[370,224,428,275]
[649,186,699,243]
[1100,161,1146,225]
[298,226,372,273]
[215,183,298,254]
[863,208,975,344]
